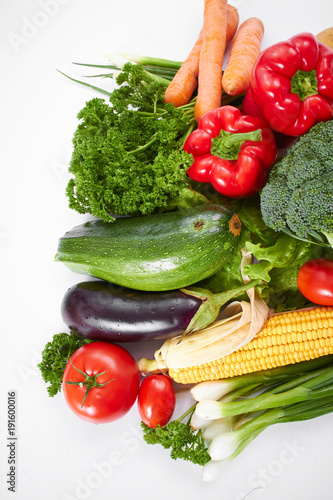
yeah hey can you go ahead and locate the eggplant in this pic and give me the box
[61,279,260,343]
[61,280,202,342]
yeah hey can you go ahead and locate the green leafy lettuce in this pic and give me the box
[200,197,333,312]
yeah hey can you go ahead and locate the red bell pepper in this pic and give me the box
[250,32,333,136]
[184,105,277,199]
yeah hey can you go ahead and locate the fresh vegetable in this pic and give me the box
[138,375,176,428]
[317,26,333,50]
[61,278,262,342]
[244,232,330,310]
[197,198,333,312]
[164,4,239,108]
[222,17,264,96]
[104,53,182,81]
[62,280,201,341]
[184,105,277,198]
[260,119,333,248]
[241,86,264,119]
[66,63,200,223]
[194,0,228,122]
[141,405,210,465]
[56,203,242,292]
[250,32,333,135]
[62,342,140,424]
[38,332,91,396]
[164,29,203,108]
[142,356,333,470]
[195,362,333,445]
[140,305,333,384]
[207,396,333,463]
[193,356,333,479]
[138,254,269,380]
[191,355,333,402]
[297,259,333,306]
[224,4,240,47]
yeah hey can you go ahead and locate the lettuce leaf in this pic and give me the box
[240,202,333,311]
[200,198,333,312]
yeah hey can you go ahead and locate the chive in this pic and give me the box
[56,70,112,96]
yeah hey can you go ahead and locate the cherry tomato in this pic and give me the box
[297,258,333,306]
[62,342,140,424]
[137,374,176,428]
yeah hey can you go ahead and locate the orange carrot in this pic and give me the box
[194,0,228,122]
[222,17,265,96]
[165,4,239,108]
[164,30,203,108]
[225,4,239,47]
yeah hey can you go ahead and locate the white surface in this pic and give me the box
[1,1,333,499]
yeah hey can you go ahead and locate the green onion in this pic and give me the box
[191,355,333,402]
[196,365,333,419]
[208,395,333,461]
[104,52,183,70]
[202,429,264,481]
[188,357,333,474]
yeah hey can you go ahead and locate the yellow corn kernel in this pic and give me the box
[169,307,333,384]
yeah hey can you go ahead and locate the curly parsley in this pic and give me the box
[38,332,92,397]
[66,63,197,222]
[141,405,210,466]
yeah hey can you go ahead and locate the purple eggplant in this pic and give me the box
[61,280,201,342]
[61,279,260,342]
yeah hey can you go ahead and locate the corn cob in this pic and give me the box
[169,306,333,384]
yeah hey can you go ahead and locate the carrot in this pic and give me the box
[164,30,203,108]
[165,4,239,108]
[222,17,265,96]
[225,4,239,47]
[194,0,228,122]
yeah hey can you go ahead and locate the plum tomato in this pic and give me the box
[138,374,176,428]
[62,342,140,424]
[297,258,333,306]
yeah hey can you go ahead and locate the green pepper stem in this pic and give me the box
[291,69,318,102]
[211,129,262,160]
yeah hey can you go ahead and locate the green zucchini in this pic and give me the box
[56,204,241,291]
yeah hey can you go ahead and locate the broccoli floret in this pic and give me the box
[286,173,333,238]
[258,175,291,232]
[260,119,333,246]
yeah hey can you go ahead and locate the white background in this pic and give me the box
[1,0,333,499]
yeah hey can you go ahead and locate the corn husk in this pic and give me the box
[152,249,269,371]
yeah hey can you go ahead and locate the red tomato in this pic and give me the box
[297,258,333,306]
[138,374,176,428]
[62,342,140,424]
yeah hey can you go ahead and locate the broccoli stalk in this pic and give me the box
[260,119,333,248]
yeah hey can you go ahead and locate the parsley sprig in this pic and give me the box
[38,332,92,397]
[141,404,210,466]
[66,63,199,223]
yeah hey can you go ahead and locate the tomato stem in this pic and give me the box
[65,361,115,407]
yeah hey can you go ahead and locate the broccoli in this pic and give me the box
[260,119,333,247]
